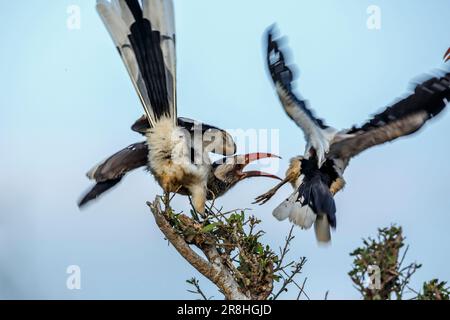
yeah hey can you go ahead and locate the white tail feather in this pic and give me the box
[142,0,177,122]
[96,1,155,124]
[111,0,134,27]
[273,192,298,221]
[289,203,316,229]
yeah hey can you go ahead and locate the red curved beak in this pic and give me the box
[238,153,282,181]
[444,48,450,62]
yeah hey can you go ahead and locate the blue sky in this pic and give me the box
[0,0,449,299]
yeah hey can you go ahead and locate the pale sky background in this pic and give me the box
[0,0,449,299]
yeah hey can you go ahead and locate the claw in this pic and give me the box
[253,189,277,205]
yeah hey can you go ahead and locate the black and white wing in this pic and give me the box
[131,115,237,156]
[78,142,148,207]
[97,0,176,126]
[328,72,450,163]
[266,27,337,166]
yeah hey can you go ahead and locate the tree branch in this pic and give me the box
[148,198,250,300]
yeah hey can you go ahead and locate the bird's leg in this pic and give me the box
[205,191,217,216]
[253,177,291,205]
[187,196,200,221]
[162,192,171,208]
[190,185,207,218]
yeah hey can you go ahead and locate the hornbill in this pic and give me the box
[255,27,450,243]
[95,0,240,214]
[78,137,280,207]
[445,48,450,63]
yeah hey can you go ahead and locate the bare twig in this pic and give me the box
[186,278,210,300]
[296,277,308,300]
[272,258,307,300]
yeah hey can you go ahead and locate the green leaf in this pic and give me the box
[201,223,217,233]
[256,244,264,255]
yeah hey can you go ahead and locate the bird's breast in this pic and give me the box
[145,120,210,193]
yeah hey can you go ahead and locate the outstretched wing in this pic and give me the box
[266,27,336,165]
[96,0,176,125]
[79,142,148,207]
[131,115,237,155]
[328,72,450,162]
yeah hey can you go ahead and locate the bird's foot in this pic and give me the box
[253,189,277,205]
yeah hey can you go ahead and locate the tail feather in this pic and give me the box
[273,192,298,221]
[96,0,176,125]
[273,174,337,236]
[143,0,176,116]
[314,215,331,243]
[289,203,316,229]
[309,177,337,228]
[111,0,135,27]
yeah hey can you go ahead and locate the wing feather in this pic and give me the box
[266,27,336,165]
[87,142,148,182]
[329,72,450,161]
[79,142,149,208]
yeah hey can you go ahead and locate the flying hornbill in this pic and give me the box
[95,0,241,214]
[255,27,450,243]
[78,117,281,207]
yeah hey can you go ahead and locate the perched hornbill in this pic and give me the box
[255,27,450,243]
[78,137,280,207]
[95,0,240,214]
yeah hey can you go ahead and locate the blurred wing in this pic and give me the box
[329,72,450,161]
[96,0,176,125]
[78,180,122,208]
[79,142,149,208]
[86,142,149,182]
[266,27,335,161]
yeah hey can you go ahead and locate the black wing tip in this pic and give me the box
[265,27,296,88]
[78,196,91,209]
[349,70,450,134]
[264,26,330,130]
[77,179,122,209]
[265,23,278,42]
[78,191,96,209]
